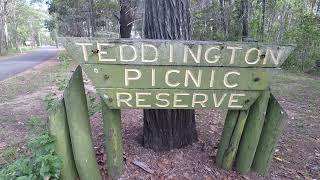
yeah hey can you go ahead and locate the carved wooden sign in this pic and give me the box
[63,38,294,110]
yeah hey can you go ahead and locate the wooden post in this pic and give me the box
[235,89,270,173]
[252,93,288,174]
[64,66,102,180]
[101,98,124,178]
[48,99,78,180]
[222,110,249,170]
[216,110,239,167]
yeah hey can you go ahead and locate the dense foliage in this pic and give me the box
[0,133,62,180]
[0,0,51,55]
[191,0,320,72]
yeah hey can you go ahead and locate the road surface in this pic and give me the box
[0,47,58,81]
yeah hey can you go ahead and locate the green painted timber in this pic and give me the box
[101,99,124,178]
[222,110,249,170]
[216,110,239,167]
[64,66,102,180]
[235,89,271,173]
[48,99,78,180]
[82,64,270,90]
[252,93,288,174]
[97,88,260,110]
[63,37,295,67]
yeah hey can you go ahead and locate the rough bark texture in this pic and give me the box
[219,0,228,39]
[260,0,266,40]
[143,0,198,151]
[89,0,96,37]
[240,0,249,39]
[144,0,192,40]
[120,0,136,38]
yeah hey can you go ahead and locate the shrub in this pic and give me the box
[0,134,62,180]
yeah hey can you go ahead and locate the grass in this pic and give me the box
[1,147,18,163]
[0,60,58,103]
[26,117,47,134]
[0,46,34,58]
[0,50,77,168]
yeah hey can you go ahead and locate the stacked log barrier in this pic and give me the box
[235,89,270,173]
[221,110,249,170]
[216,110,239,167]
[63,66,102,180]
[217,90,288,174]
[48,99,78,180]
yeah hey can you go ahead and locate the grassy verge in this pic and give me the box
[0,46,34,58]
[0,51,81,179]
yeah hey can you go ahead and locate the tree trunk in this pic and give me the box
[3,17,8,51]
[240,0,249,40]
[143,0,198,151]
[13,0,19,51]
[260,0,266,41]
[89,0,96,37]
[119,0,136,38]
[276,3,288,42]
[219,0,228,39]
[0,18,3,54]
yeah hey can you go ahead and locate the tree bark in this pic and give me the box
[0,17,3,54]
[260,0,266,41]
[219,0,228,39]
[240,0,249,40]
[89,0,96,37]
[143,0,198,151]
[119,0,136,38]
[12,0,19,51]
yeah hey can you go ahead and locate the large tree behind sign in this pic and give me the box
[143,0,198,151]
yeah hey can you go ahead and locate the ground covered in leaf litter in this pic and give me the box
[0,59,319,179]
[89,71,320,179]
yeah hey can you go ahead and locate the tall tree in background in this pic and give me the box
[260,0,266,40]
[119,0,136,38]
[143,0,198,151]
[240,0,249,40]
[0,0,10,54]
[89,0,96,37]
[219,0,228,39]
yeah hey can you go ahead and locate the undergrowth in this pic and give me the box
[0,133,62,180]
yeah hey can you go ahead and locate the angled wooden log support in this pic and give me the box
[221,110,249,170]
[101,98,124,178]
[252,94,288,174]
[64,66,102,180]
[217,89,287,174]
[48,99,78,180]
[235,89,270,173]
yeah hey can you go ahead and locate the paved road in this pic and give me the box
[0,47,58,81]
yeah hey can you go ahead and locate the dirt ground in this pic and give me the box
[0,58,319,179]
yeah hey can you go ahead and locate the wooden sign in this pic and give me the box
[63,38,295,110]
[64,38,295,67]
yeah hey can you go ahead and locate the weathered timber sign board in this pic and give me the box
[63,38,295,110]
[98,89,260,110]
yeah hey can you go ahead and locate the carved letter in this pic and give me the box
[224,71,240,88]
[141,44,159,62]
[97,43,116,62]
[116,93,132,107]
[120,44,137,62]
[165,70,180,87]
[76,43,93,62]
[125,69,142,86]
